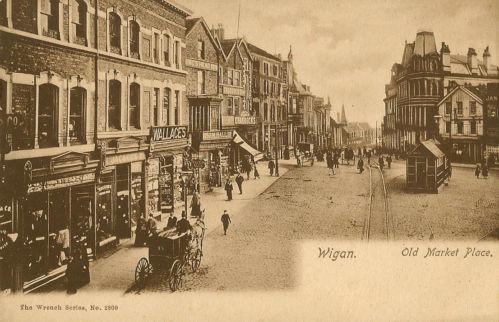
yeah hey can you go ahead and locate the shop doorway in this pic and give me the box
[116,164,130,239]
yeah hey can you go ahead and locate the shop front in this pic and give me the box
[148,126,189,219]
[97,137,148,250]
[192,130,233,192]
[3,151,99,293]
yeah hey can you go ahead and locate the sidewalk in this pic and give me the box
[43,159,297,294]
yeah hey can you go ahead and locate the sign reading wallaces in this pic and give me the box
[151,126,188,142]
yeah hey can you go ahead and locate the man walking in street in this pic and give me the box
[253,162,260,179]
[235,173,244,194]
[268,159,275,176]
[387,154,392,169]
[225,178,234,201]
[221,210,231,235]
[357,157,364,174]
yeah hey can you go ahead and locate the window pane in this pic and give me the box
[109,80,121,130]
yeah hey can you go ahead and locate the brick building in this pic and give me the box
[0,0,192,293]
[247,42,287,158]
[185,17,230,192]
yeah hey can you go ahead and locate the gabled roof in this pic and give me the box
[410,139,445,158]
[186,17,220,51]
[450,54,499,76]
[437,85,483,106]
[247,43,280,62]
[219,38,253,63]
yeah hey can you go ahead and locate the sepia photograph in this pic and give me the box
[0,0,498,320]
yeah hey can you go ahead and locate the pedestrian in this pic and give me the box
[220,210,231,235]
[387,154,392,169]
[482,165,489,179]
[235,173,244,194]
[176,211,192,235]
[367,150,371,165]
[357,157,364,174]
[268,159,275,176]
[224,178,233,201]
[253,162,260,179]
[245,163,252,180]
[134,216,148,246]
[147,213,158,237]
[166,213,177,229]
[190,190,202,217]
[378,156,384,171]
[475,164,481,179]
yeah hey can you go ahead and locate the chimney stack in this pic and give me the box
[211,24,225,41]
[467,47,478,75]
[483,46,491,72]
[440,42,451,74]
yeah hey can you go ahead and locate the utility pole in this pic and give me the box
[275,111,279,176]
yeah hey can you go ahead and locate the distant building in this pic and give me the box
[382,30,499,160]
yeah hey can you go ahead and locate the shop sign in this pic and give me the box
[28,173,95,193]
[202,130,233,141]
[151,126,188,142]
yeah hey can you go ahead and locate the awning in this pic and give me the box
[232,131,264,160]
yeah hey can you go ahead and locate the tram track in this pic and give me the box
[363,163,392,241]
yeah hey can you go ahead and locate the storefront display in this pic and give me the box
[159,157,174,213]
[148,158,160,214]
[130,162,143,233]
[96,171,115,248]
[116,165,130,239]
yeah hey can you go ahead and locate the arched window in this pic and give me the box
[38,83,59,147]
[129,20,140,59]
[71,0,87,45]
[109,12,121,54]
[129,82,140,128]
[163,87,170,125]
[108,80,121,130]
[69,87,86,143]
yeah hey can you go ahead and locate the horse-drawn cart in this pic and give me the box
[134,222,205,291]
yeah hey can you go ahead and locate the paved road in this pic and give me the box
[138,161,370,293]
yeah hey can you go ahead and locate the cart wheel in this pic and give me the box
[135,257,149,287]
[191,249,202,272]
[169,260,183,292]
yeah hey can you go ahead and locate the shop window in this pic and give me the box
[71,185,94,258]
[470,101,476,115]
[108,80,121,130]
[457,121,463,134]
[197,71,206,95]
[71,0,87,45]
[163,34,170,65]
[174,90,179,125]
[148,158,160,213]
[470,120,477,134]
[129,83,140,129]
[130,162,143,234]
[197,40,205,60]
[457,101,463,115]
[69,87,86,143]
[48,189,70,271]
[96,171,115,247]
[109,12,121,54]
[129,20,140,59]
[116,164,130,239]
[152,88,159,126]
[0,195,13,234]
[40,0,60,39]
[23,192,48,282]
[163,87,170,125]
[38,83,59,148]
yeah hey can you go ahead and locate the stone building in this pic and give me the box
[0,0,191,292]
[382,30,499,159]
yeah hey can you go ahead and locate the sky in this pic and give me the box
[181,0,499,127]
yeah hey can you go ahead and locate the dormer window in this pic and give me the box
[129,20,140,59]
[40,0,60,39]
